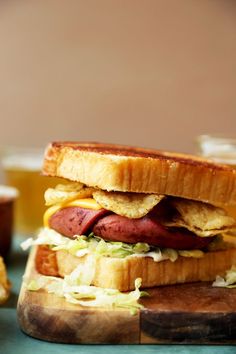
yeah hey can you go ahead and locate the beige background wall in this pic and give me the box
[0,0,236,153]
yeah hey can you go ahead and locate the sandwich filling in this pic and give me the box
[22,181,236,311]
[37,182,236,257]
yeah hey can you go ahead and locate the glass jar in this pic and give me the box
[196,135,236,219]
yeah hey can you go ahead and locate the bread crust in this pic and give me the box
[42,142,236,206]
[35,245,59,277]
[35,245,236,292]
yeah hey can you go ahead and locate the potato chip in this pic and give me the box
[93,190,164,218]
[55,182,84,192]
[0,256,10,304]
[173,199,235,230]
[162,198,236,237]
[163,219,226,237]
[207,235,235,251]
[45,182,95,206]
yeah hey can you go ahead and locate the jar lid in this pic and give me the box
[0,185,19,199]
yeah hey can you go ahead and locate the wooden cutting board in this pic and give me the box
[17,247,236,344]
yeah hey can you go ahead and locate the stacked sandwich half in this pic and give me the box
[27,142,236,293]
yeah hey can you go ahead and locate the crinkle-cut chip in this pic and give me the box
[172,198,236,230]
[45,182,95,206]
[93,190,164,219]
[162,219,229,237]
[55,182,84,192]
[207,235,236,252]
[0,256,10,304]
[162,198,236,237]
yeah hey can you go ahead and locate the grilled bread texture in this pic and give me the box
[35,245,236,292]
[42,142,236,207]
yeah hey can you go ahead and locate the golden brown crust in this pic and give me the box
[35,246,236,292]
[42,142,236,206]
[35,245,59,277]
[46,141,234,170]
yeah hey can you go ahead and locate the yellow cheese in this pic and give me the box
[43,198,102,227]
[66,199,102,210]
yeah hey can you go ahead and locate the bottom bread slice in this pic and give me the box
[35,245,236,291]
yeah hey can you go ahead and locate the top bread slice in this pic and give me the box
[42,141,236,206]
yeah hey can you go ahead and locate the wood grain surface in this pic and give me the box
[17,247,236,344]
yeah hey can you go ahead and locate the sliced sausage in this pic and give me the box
[49,207,109,239]
[92,214,212,250]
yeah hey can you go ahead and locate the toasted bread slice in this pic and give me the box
[42,142,236,206]
[35,245,236,292]
[35,245,59,277]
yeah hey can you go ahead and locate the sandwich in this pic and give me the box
[23,142,236,308]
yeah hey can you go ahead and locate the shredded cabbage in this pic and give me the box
[26,277,48,291]
[212,266,236,288]
[21,227,206,262]
[65,254,96,286]
[21,228,68,250]
[26,275,147,315]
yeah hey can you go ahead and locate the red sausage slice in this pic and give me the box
[92,214,212,250]
[49,207,109,239]
[49,207,213,249]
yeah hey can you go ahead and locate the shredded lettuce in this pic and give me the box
[21,228,68,250]
[21,228,155,259]
[212,266,236,288]
[21,237,34,251]
[65,254,96,286]
[26,277,48,291]
[21,227,206,263]
[26,275,147,315]
[53,233,151,259]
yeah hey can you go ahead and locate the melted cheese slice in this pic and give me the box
[43,198,102,227]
